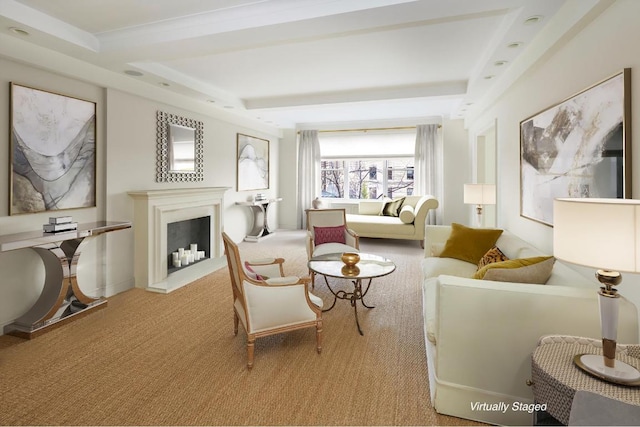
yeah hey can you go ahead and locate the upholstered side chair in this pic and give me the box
[305,208,360,287]
[221,232,323,369]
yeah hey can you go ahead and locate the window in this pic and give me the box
[318,130,416,200]
[320,160,344,198]
[321,158,414,199]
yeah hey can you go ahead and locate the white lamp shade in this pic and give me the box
[553,198,640,273]
[464,184,496,205]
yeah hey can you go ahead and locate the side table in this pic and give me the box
[530,336,640,425]
[236,198,282,242]
[0,221,131,339]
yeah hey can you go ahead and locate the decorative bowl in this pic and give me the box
[341,252,360,267]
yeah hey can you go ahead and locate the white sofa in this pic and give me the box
[422,225,639,426]
[345,195,438,247]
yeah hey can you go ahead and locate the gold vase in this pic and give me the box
[341,252,360,268]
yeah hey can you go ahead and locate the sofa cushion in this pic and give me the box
[482,257,556,284]
[347,214,415,236]
[423,256,478,278]
[358,201,384,215]
[477,246,509,270]
[381,197,405,217]
[399,205,415,224]
[494,232,544,259]
[473,256,554,279]
[439,223,503,264]
[430,243,445,257]
[313,225,346,245]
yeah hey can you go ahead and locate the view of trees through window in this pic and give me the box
[321,158,414,199]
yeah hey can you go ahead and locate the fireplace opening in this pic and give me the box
[167,216,211,274]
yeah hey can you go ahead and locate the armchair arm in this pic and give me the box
[344,228,359,250]
[265,276,302,285]
[306,230,315,259]
[245,258,285,279]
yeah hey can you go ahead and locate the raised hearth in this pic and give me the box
[128,187,229,293]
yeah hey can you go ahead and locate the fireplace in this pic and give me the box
[167,216,210,273]
[128,187,229,293]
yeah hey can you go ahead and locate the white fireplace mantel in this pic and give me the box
[128,187,230,293]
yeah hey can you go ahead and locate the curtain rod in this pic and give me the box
[297,124,441,134]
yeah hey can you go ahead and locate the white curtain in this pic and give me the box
[414,124,443,225]
[297,130,321,229]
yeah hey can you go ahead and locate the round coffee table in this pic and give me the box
[307,252,395,335]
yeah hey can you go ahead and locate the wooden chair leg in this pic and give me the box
[247,337,255,369]
[233,311,239,336]
[316,320,323,354]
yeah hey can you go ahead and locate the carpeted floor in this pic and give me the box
[0,230,482,426]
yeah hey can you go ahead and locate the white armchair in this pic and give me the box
[305,208,359,286]
[222,232,323,369]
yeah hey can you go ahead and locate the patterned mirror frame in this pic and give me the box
[156,111,204,182]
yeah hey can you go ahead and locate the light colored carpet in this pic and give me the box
[0,230,482,426]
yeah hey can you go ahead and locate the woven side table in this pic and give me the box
[530,336,640,425]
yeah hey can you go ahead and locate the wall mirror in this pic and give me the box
[156,111,204,182]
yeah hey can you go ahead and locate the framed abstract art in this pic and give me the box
[237,133,269,191]
[520,68,631,226]
[10,83,96,215]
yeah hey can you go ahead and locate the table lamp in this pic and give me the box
[464,184,496,227]
[553,198,640,384]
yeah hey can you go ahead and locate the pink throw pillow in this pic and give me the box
[244,261,264,280]
[314,225,346,246]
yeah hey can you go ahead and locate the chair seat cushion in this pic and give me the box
[313,242,358,257]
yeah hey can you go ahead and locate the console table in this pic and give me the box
[236,198,282,242]
[0,221,131,339]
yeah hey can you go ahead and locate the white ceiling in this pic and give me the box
[0,0,568,128]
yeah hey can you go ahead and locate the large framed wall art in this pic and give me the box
[520,68,631,226]
[237,133,269,191]
[10,83,97,215]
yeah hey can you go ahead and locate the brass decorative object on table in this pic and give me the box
[341,252,360,275]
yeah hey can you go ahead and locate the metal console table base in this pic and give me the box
[0,221,131,339]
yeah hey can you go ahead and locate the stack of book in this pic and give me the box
[43,216,78,233]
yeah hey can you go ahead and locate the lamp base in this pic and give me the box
[573,354,640,386]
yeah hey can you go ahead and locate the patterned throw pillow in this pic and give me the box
[244,262,264,280]
[477,246,509,270]
[314,225,346,246]
[381,197,405,217]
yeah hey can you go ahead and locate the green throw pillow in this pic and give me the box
[473,256,554,280]
[438,223,503,265]
[381,197,405,217]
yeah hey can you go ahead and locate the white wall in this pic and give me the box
[441,118,470,226]
[0,57,280,332]
[468,0,640,339]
